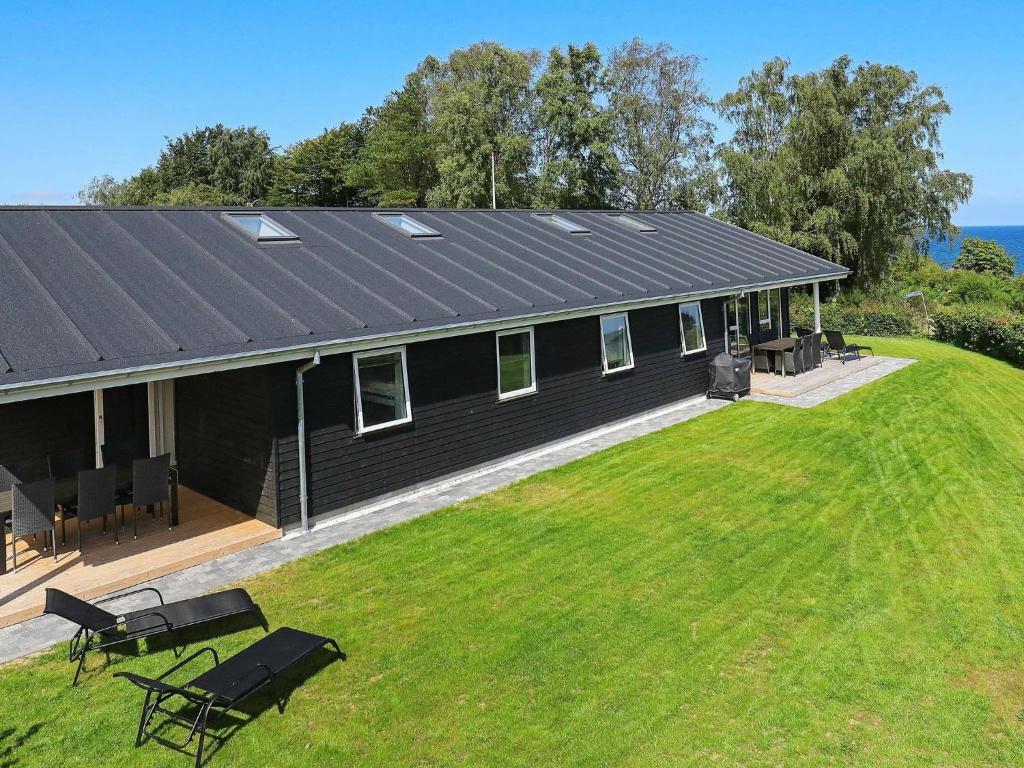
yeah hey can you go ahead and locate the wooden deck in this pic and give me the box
[0,486,280,628]
[750,354,884,397]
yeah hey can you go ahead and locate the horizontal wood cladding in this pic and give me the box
[275,299,725,527]
[175,367,277,524]
[0,391,94,469]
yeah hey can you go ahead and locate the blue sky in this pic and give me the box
[2,0,1020,224]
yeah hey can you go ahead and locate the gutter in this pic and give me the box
[295,350,321,533]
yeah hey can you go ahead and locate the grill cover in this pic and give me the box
[708,352,751,398]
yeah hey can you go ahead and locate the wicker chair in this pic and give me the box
[11,477,57,570]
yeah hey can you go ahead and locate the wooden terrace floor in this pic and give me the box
[750,354,885,397]
[0,486,280,628]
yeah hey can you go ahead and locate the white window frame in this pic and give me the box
[599,312,634,375]
[495,327,537,401]
[678,302,707,356]
[758,290,772,329]
[352,346,412,435]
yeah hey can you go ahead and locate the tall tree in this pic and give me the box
[348,76,438,207]
[269,123,366,206]
[208,126,275,205]
[420,42,539,208]
[718,56,973,284]
[604,38,716,210]
[533,43,618,209]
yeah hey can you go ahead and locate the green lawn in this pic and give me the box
[5,337,1024,767]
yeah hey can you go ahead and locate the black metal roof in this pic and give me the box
[0,207,847,390]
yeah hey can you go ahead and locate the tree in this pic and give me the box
[533,43,618,209]
[717,56,973,285]
[420,42,539,208]
[604,38,716,210]
[77,168,164,205]
[270,123,366,206]
[348,77,438,207]
[954,237,1015,280]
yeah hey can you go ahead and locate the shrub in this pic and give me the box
[953,237,1015,280]
[789,291,916,337]
[932,306,1024,366]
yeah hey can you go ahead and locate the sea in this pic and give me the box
[928,225,1024,275]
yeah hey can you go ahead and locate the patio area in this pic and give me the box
[750,354,886,397]
[0,485,280,628]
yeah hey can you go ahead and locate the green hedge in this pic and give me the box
[932,306,1024,367]
[789,294,916,337]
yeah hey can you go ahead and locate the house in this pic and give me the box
[0,207,847,540]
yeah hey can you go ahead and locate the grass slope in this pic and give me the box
[3,338,1024,767]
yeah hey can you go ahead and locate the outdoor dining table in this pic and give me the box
[752,337,797,378]
[0,465,180,576]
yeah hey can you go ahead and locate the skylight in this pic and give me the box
[375,212,441,238]
[223,213,300,242]
[606,213,657,233]
[534,213,590,235]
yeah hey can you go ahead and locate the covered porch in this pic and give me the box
[1,373,282,626]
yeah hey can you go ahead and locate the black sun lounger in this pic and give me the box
[44,587,266,686]
[116,627,344,768]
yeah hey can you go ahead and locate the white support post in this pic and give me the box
[812,282,821,333]
[147,381,160,458]
[92,389,105,468]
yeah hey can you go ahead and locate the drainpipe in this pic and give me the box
[295,350,321,533]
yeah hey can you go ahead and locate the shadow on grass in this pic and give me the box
[134,647,342,767]
[0,723,45,768]
[73,610,269,685]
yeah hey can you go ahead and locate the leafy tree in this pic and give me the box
[269,123,366,206]
[420,42,539,208]
[604,38,716,210]
[717,56,973,285]
[349,77,438,207]
[207,126,275,205]
[77,168,164,205]
[533,43,618,209]
[953,237,1015,280]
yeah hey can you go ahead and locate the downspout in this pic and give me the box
[295,350,321,532]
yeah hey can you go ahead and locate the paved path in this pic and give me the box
[0,355,915,664]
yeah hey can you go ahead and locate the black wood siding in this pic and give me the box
[274,299,726,527]
[175,368,278,524]
[0,392,93,471]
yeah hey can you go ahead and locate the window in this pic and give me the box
[724,296,750,357]
[353,347,412,434]
[496,328,536,399]
[600,312,634,374]
[535,213,590,234]
[606,213,656,233]
[374,212,441,238]
[223,213,300,242]
[758,291,772,329]
[679,302,707,355]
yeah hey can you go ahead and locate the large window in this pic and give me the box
[353,347,411,434]
[758,291,772,329]
[600,312,634,374]
[724,296,750,357]
[496,328,536,399]
[679,302,707,355]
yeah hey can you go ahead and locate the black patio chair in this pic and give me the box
[783,336,805,376]
[794,326,813,338]
[810,332,823,369]
[60,464,118,549]
[11,477,57,571]
[119,453,172,538]
[801,334,815,372]
[824,330,874,364]
[751,335,772,373]
[49,446,90,481]
[44,586,267,686]
[116,627,344,768]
